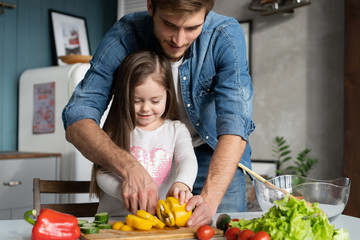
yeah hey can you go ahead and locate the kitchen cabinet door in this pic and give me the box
[0,154,59,219]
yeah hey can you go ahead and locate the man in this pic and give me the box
[62,0,254,226]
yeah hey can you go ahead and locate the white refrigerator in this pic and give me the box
[18,63,109,202]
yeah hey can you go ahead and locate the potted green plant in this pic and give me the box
[272,136,319,177]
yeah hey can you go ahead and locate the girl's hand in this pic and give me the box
[167,182,193,204]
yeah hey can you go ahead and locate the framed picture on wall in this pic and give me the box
[49,10,90,65]
[239,20,252,75]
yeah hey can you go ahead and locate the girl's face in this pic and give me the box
[134,76,167,130]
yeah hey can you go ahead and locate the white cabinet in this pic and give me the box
[0,152,60,219]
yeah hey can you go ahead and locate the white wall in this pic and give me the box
[213,0,344,179]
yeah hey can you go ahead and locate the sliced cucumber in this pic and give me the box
[82,223,97,227]
[77,219,89,226]
[97,223,112,229]
[95,212,109,224]
[80,226,99,234]
[93,220,108,225]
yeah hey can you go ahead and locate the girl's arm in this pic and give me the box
[167,122,198,203]
[96,168,123,200]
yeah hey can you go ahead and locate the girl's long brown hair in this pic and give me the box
[90,50,179,197]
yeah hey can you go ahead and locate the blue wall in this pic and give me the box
[0,0,117,151]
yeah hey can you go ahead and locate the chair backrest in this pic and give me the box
[33,178,99,217]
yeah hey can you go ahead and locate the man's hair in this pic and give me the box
[151,0,214,16]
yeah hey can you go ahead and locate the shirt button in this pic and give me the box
[196,123,200,127]
[205,136,209,139]
[187,103,191,107]
[183,76,187,80]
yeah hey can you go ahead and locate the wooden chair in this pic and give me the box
[33,178,99,217]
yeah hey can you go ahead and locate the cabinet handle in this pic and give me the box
[3,181,22,186]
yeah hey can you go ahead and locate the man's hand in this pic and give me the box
[66,119,159,215]
[184,135,247,227]
[185,195,213,227]
[122,165,159,215]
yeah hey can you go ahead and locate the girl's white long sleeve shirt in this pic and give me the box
[96,119,198,216]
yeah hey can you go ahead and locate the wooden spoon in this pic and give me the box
[238,163,316,209]
[238,163,294,197]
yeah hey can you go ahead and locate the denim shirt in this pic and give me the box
[62,11,255,168]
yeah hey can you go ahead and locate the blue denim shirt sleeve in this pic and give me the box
[212,19,254,142]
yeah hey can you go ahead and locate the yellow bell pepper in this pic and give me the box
[125,214,154,230]
[120,224,134,231]
[157,199,175,226]
[156,197,192,227]
[112,221,124,230]
[136,210,165,229]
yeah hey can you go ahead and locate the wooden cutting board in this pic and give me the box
[81,226,223,240]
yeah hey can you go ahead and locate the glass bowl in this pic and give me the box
[254,175,351,222]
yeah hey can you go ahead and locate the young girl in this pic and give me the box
[90,50,198,216]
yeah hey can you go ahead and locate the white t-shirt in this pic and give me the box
[171,59,204,147]
[96,119,197,216]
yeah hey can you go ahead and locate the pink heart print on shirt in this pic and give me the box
[130,146,172,187]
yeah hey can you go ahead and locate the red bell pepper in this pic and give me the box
[24,208,81,240]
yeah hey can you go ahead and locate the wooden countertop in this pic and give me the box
[0,151,61,160]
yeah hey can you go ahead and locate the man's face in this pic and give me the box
[149,5,206,62]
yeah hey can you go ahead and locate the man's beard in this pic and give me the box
[154,36,190,62]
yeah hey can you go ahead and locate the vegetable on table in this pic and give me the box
[230,194,350,240]
[225,227,241,240]
[156,196,192,227]
[196,225,215,240]
[77,219,88,226]
[94,212,109,224]
[120,224,134,231]
[97,223,112,229]
[237,229,255,240]
[126,214,154,230]
[112,221,124,230]
[251,231,270,240]
[136,209,165,229]
[80,226,99,234]
[216,213,231,231]
[24,208,81,240]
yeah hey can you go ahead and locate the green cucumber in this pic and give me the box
[77,219,89,226]
[97,223,112,229]
[93,220,107,225]
[80,226,99,234]
[94,212,109,224]
[82,223,97,227]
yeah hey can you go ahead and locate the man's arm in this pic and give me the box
[186,134,246,226]
[65,119,159,215]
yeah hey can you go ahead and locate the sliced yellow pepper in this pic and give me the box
[125,214,154,230]
[156,197,192,227]
[136,210,165,229]
[112,221,124,230]
[166,197,192,227]
[157,199,175,227]
[120,224,134,231]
